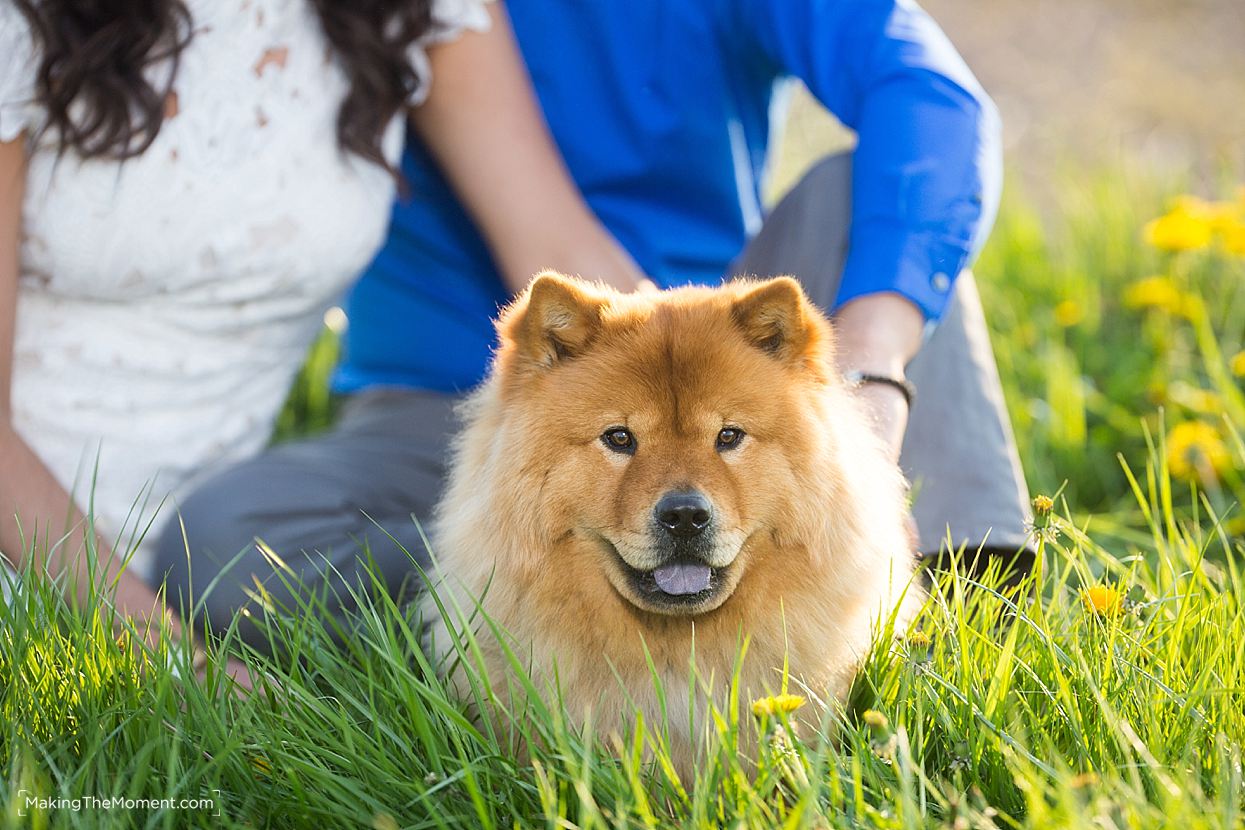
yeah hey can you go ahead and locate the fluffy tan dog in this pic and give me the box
[423,271,920,774]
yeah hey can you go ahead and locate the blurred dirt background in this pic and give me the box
[774,0,1245,197]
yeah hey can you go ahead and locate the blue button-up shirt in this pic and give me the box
[336,0,1001,394]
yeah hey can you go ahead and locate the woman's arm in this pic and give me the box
[409,4,649,294]
[0,138,182,646]
[1,138,257,689]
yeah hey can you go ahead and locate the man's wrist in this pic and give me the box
[845,376,910,461]
[843,370,915,409]
[832,292,925,373]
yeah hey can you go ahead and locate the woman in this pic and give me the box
[0,0,644,683]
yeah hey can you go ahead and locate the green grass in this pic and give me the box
[3,172,1245,828]
[3,471,1242,829]
[977,172,1245,521]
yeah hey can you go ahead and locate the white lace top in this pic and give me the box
[0,0,489,578]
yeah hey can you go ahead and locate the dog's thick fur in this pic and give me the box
[423,272,919,773]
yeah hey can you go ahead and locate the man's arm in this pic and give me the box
[737,0,1002,318]
[734,0,1003,451]
[834,292,923,460]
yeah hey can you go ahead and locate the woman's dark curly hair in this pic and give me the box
[13,0,437,169]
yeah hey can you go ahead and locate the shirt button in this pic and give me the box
[931,272,951,293]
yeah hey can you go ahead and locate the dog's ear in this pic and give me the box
[502,271,607,368]
[730,277,823,365]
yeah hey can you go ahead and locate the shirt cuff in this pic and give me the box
[833,220,972,321]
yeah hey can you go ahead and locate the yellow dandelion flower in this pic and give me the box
[249,754,272,777]
[1231,352,1245,378]
[1123,276,1185,314]
[1208,204,1244,234]
[862,709,889,730]
[1172,196,1241,231]
[1082,585,1122,616]
[1168,382,1223,415]
[906,630,932,648]
[1166,421,1231,484]
[1052,299,1084,327]
[1153,194,1245,254]
[1171,195,1209,212]
[1221,220,1245,257]
[1188,389,1223,414]
[1069,771,1101,789]
[1032,494,1054,516]
[1143,204,1214,252]
[372,813,400,830]
[752,693,806,717]
[1178,291,1207,322]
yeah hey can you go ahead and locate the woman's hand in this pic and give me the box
[4,137,250,695]
[199,655,257,695]
[555,224,655,295]
[117,573,258,695]
[112,569,185,649]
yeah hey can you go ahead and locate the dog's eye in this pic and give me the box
[716,427,745,450]
[602,427,636,454]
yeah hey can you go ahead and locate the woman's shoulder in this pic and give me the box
[0,3,38,142]
[430,0,492,35]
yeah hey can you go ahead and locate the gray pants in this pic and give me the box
[154,153,1031,647]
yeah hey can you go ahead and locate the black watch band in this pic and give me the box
[843,370,916,408]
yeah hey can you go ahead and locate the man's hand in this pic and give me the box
[833,292,925,460]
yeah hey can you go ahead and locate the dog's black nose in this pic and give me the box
[654,491,713,537]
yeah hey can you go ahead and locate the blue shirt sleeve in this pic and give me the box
[733,0,1002,320]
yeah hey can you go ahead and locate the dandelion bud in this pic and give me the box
[751,693,806,718]
[862,709,889,731]
[907,630,931,649]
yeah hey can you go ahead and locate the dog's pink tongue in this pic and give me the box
[653,563,711,595]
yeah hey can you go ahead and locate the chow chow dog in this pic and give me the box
[423,271,920,774]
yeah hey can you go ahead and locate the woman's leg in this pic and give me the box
[153,388,462,650]
[730,152,1033,568]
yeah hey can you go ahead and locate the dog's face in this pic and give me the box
[492,273,839,617]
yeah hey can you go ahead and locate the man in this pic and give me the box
[157,0,1031,645]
